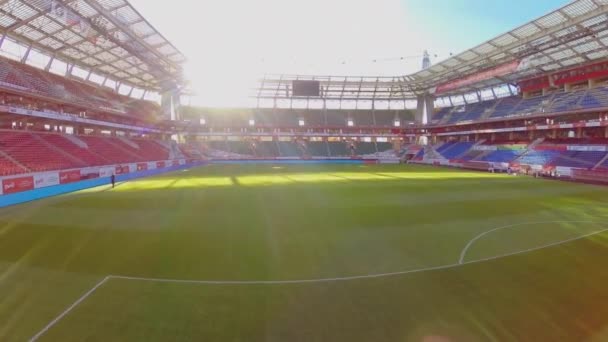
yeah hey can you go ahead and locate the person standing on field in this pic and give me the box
[111,173,116,188]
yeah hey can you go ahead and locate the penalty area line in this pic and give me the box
[29,276,111,342]
[27,222,608,341]
[110,223,608,286]
[458,220,608,264]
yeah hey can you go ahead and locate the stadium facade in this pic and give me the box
[0,0,608,200]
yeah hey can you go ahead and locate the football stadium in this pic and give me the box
[2,0,608,341]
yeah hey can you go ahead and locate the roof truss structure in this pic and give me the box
[260,0,608,102]
[256,74,417,109]
[0,0,185,91]
[407,0,608,95]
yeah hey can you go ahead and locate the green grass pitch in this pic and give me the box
[2,164,608,341]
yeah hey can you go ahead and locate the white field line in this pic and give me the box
[29,222,608,341]
[111,221,608,286]
[29,276,111,342]
[458,220,607,264]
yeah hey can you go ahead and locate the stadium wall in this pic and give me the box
[0,159,205,208]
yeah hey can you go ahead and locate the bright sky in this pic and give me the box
[129,0,568,108]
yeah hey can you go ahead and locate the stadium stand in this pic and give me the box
[277,141,302,157]
[374,111,395,126]
[325,111,347,126]
[302,111,326,126]
[0,131,173,175]
[254,141,280,157]
[350,111,375,126]
[307,142,330,157]
[0,56,158,120]
[376,142,393,152]
[479,150,524,163]
[355,142,377,155]
[436,142,475,159]
[328,141,349,156]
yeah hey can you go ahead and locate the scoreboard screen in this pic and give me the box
[292,80,320,97]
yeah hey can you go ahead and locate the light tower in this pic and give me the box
[422,50,432,70]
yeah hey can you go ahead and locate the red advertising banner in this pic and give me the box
[59,170,81,184]
[115,165,130,175]
[3,176,34,194]
[435,60,520,94]
[572,169,608,183]
[136,163,148,171]
[172,160,180,166]
[156,161,166,168]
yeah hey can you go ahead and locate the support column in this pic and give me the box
[415,95,425,124]
[415,94,435,124]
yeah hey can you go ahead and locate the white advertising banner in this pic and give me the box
[34,172,60,189]
[473,145,498,151]
[555,166,574,177]
[148,162,157,170]
[567,145,608,152]
[99,167,115,178]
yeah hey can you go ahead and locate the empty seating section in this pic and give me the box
[432,107,452,122]
[550,151,607,168]
[374,111,396,126]
[355,143,376,155]
[0,155,23,176]
[207,141,229,152]
[39,134,107,166]
[78,136,140,164]
[428,86,608,125]
[307,142,329,157]
[550,91,585,112]
[435,141,456,154]
[490,97,521,118]
[459,150,485,161]
[0,56,157,119]
[253,111,276,126]
[303,111,326,126]
[437,142,474,159]
[580,87,608,109]
[132,140,170,161]
[446,111,467,124]
[254,142,279,157]
[350,111,374,126]
[480,150,523,163]
[325,111,347,126]
[516,151,561,165]
[0,132,78,172]
[599,158,608,170]
[511,95,551,116]
[226,141,253,155]
[376,142,393,152]
[277,142,301,157]
[462,101,496,122]
[328,142,348,156]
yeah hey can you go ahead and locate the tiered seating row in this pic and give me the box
[0,57,158,119]
[0,132,172,176]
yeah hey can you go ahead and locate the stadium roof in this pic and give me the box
[260,0,608,103]
[0,0,185,91]
[407,0,608,95]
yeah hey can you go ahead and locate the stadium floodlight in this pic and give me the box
[347,119,354,127]
[200,118,206,125]
[298,119,305,127]
[249,119,255,126]
[394,120,401,127]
